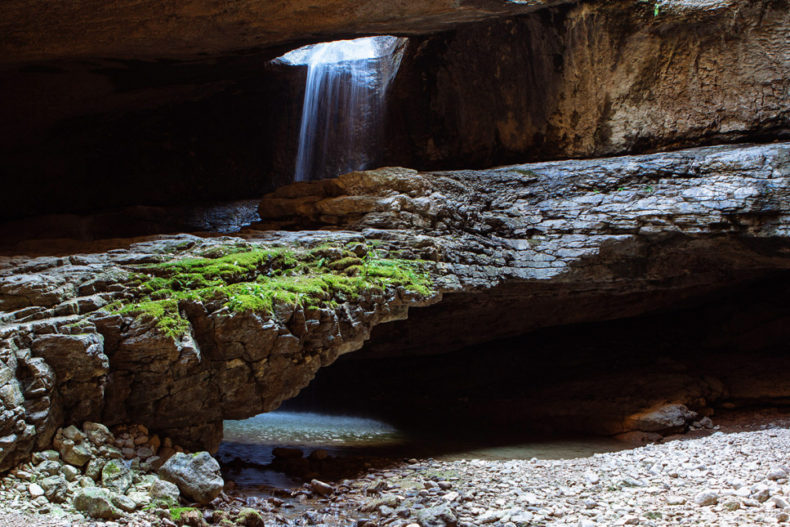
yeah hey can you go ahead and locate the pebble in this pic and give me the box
[27,483,44,498]
[694,490,719,506]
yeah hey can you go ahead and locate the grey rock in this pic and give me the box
[39,475,68,503]
[61,464,80,482]
[626,403,697,434]
[36,459,62,476]
[28,482,44,498]
[32,450,60,463]
[310,479,333,496]
[101,459,132,494]
[73,487,124,520]
[150,478,180,502]
[111,492,137,512]
[158,452,224,504]
[694,490,719,506]
[83,422,114,446]
[85,457,106,480]
[414,503,458,527]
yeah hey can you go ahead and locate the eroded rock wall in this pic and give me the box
[385,0,790,168]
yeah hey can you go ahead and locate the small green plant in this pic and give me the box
[645,511,662,519]
[170,507,197,521]
[644,185,654,193]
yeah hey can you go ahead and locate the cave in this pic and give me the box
[1,0,789,524]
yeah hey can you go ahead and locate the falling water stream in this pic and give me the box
[278,36,403,182]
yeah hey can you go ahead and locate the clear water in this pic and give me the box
[278,36,402,182]
[219,411,625,488]
[223,411,404,448]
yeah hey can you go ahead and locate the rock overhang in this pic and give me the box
[1,142,790,469]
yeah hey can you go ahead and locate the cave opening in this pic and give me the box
[218,269,790,489]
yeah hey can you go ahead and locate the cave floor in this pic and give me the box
[217,410,790,527]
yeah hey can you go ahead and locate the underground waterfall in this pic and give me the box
[277,36,404,182]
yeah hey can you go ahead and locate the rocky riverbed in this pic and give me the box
[2,414,790,526]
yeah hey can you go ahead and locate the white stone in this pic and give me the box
[28,483,44,498]
[694,490,719,506]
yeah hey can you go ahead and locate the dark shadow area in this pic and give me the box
[286,271,790,435]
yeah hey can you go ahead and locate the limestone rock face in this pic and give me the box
[386,0,790,169]
[259,142,790,355]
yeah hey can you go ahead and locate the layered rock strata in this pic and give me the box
[0,235,439,471]
[0,141,789,471]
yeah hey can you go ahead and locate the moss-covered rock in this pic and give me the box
[110,242,433,339]
[236,508,265,527]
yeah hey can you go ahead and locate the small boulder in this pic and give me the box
[625,403,697,434]
[85,457,106,480]
[61,464,80,482]
[84,422,114,446]
[237,508,265,527]
[310,479,333,496]
[102,459,133,494]
[272,447,303,459]
[158,452,224,504]
[414,503,458,527]
[73,487,124,519]
[694,490,719,506]
[180,508,208,527]
[150,478,181,502]
[39,475,68,503]
[127,490,152,508]
[61,440,93,467]
[62,425,86,442]
[32,450,60,463]
[28,483,45,498]
[36,459,62,476]
[111,492,137,512]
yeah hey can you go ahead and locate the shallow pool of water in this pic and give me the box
[218,411,626,488]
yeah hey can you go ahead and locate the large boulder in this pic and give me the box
[158,452,224,504]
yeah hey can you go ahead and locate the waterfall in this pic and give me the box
[278,36,403,182]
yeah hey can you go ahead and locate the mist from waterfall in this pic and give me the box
[278,36,403,182]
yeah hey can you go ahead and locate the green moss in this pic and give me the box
[170,507,197,521]
[102,460,121,476]
[329,256,364,270]
[108,242,435,339]
[115,299,191,339]
[237,508,264,525]
[143,497,178,511]
[511,167,538,178]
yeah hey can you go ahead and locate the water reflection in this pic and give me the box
[218,410,626,489]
